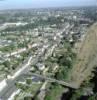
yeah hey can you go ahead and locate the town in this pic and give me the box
[0,6,97,100]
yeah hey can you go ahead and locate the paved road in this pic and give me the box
[0,44,50,100]
[0,24,73,99]
[4,43,39,58]
[0,56,32,100]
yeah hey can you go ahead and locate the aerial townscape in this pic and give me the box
[0,1,97,100]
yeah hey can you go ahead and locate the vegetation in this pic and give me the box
[45,84,64,100]
[88,93,97,100]
[15,82,42,100]
[51,41,76,81]
[0,44,15,52]
[68,23,97,86]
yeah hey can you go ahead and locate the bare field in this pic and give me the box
[69,23,97,87]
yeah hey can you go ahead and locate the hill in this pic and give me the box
[69,23,97,87]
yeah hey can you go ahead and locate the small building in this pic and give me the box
[36,63,45,71]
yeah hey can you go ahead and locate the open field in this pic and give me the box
[69,23,97,87]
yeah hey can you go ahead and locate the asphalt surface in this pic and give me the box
[0,25,72,99]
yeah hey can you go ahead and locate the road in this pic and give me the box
[0,24,73,99]
[0,43,53,100]
[28,73,78,89]
[0,56,32,100]
[8,90,20,100]
[4,43,38,58]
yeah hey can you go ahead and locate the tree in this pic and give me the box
[3,60,11,78]
[88,93,97,100]
[24,97,32,100]
[26,79,32,85]
[70,89,84,100]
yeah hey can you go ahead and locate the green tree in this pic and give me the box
[88,93,97,100]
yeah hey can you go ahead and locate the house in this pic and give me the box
[36,63,45,71]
